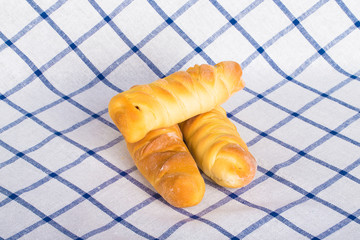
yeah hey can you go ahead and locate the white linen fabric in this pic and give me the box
[1,0,359,239]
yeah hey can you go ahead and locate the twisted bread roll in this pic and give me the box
[179,106,256,188]
[109,61,244,143]
[126,125,205,208]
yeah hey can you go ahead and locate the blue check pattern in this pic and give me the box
[1,0,360,239]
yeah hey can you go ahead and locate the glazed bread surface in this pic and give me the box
[109,61,244,143]
[126,125,205,208]
[179,106,257,188]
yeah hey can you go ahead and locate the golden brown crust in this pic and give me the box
[179,106,257,188]
[109,61,244,143]
[126,125,205,208]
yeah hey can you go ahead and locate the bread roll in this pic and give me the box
[109,61,244,143]
[126,125,205,208]
[179,106,257,188]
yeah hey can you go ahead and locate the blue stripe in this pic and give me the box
[244,109,360,183]
[1,0,360,238]
[147,0,215,66]
[209,0,293,81]
[335,0,360,26]
[2,0,133,100]
[316,209,360,239]
[235,159,360,239]
[0,98,149,240]
[80,195,158,239]
[167,0,264,75]
[0,7,216,240]
[0,135,124,208]
[6,168,137,239]
[0,186,80,239]
[0,0,199,141]
[206,179,315,238]
[87,0,165,78]
[0,0,68,52]
[273,0,359,80]
[244,83,360,148]
[0,34,115,134]
[229,23,359,131]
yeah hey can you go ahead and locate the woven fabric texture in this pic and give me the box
[1,0,360,239]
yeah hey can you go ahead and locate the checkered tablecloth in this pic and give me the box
[1,0,360,239]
